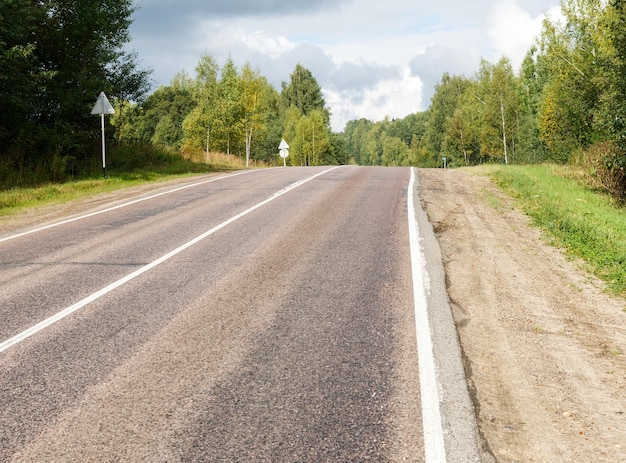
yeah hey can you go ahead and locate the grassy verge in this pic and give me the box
[0,146,267,218]
[0,173,208,218]
[476,164,626,293]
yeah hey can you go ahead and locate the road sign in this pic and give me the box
[91,92,115,115]
[279,139,289,166]
[91,92,115,177]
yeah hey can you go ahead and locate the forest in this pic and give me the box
[111,58,346,168]
[1,0,626,197]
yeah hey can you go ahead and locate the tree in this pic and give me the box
[423,73,470,165]
[595,0,626,157]
[281,64,329,122]
[362,121,387,166]
[182,54,219,153]
[0,0,151,183]
[0,1,43,139]
[287,109,331,166]
[535,0,604,160]
[329,131,348,165]
[253,96,284,164]
[515,46,550,163]
[240,63,272,167]
[216,56,243,155]
[36,0,150,145]
[305,109,331,165]
[344,118,373,165]
[280,65,333,166]
[475,58,520,164]
[382,135,409,166]
[0,1,48,182]
[579,0,626,194]
[444,81,481,165]
[152,115,178,147]
[114,83,195,147]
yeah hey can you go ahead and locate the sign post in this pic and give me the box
[91,92,115,177]
[279,138,289,167]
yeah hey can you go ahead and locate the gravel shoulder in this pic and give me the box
[418,168,626,463]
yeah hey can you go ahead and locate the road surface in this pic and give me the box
[0,166,480,462]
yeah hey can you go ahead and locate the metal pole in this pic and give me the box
[101,113,106,177]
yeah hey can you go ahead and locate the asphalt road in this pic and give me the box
[0,166,481,462]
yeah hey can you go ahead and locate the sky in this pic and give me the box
[127,0,562,131]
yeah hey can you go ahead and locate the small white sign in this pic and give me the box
[279,139,289,150]
[91,92,115,115]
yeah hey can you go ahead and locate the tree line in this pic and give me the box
[3,0,626,198]
[0,0,344,187]
[342,0,626,197]
[113,58,344,167]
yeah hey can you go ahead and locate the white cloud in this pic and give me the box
[486,0,563,69]
[237,32,296,59]
[325,67,422,131]
[486,0,543,68]
[128,0,563,130]
[409,45,481,107]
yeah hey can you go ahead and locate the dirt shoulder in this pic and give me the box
[418,168,626,463]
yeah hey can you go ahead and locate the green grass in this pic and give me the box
[0,146,253,219]
[478,164,626,293]
[0,173,208,218]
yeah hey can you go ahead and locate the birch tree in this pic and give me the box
[240,64,271,167]
[476,58,520,164]
[182,54,219,154]
[216,56,242,155]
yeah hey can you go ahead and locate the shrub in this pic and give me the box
[573,141,626,200]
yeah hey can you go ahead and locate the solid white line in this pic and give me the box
[407,167,447,462]
[0,166,341,353]
[0,170,254,244]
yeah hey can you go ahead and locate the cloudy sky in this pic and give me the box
[128,0,562,131]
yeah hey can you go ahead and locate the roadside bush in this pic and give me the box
[573,141,626,201]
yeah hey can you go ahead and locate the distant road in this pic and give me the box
[0,166,480,462]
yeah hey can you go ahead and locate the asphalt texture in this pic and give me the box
[0,166,464,461]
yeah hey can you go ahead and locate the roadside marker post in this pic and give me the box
[91,92,115,177]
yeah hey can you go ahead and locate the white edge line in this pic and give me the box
[0,166,341,353]
[0,170,255,244]
[408,167,447,462]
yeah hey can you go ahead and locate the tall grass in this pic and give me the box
[0,178,124,213]
[483,164,626,293]
[0,146,264,218]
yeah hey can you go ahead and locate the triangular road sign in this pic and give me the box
[91,92,115,115]
[279,139,289,150]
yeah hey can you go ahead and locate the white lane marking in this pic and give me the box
[0,170,255,244]
[408,167,447,462]
[0,166,341,353]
